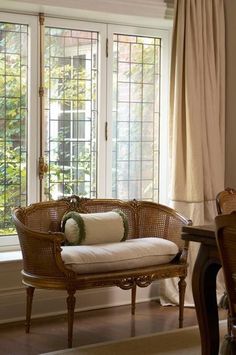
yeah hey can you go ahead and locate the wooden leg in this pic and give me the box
[25,286,35,333]
[178,276,186,328]
[67,290,76,348]
[131,285,137,315]
[192,244,221,355]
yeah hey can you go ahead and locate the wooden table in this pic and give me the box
[182,225,223,355]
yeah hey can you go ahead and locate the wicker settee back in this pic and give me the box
[14,196,190,251]
[135,202,189,249]
[14,199,71,233]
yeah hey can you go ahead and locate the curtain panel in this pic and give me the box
[161,0,225,305]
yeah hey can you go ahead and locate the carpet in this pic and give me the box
[43,320,227,355]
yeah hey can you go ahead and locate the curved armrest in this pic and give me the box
[12,214,75,279]
[131,201,192,264]
[178,240,190,264]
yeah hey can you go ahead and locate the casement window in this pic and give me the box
[0,13,170,243]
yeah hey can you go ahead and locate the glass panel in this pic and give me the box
[129,180,141,199]
[142,121,153,141]
[131,63,142,83]
[131,83,142,102]
[118,42,130,62]
[112,32,161,201]
[117,122,129,141]
[129,161,141,180]
[130,103,142,121]
[118,62,130,82]
[117,103,129,121]
[142,180,153,199]
[130,142,141,160]
[143,83,154,102]
[117,142,129,160]
[130,121,141,141]
[44,26,98,200]
[117,181,129,200]
[117,162,129,180]
[0,22,28,236]
[142,161,153,179]
[118,82,129,101]
[143,64,154,84]
[131,44,142,63]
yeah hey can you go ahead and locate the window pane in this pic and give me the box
[44,26,98,200]
[0,22,28,236]
[112,33,160,201]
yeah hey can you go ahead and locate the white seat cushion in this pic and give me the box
[61,237,179,274]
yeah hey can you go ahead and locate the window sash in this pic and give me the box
[44,17,107,199]
[0,13,38,243]
[106,24,170,202]
[0,15,170,247]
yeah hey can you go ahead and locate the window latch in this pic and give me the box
[106,38,108,58]
[105,122,108,141]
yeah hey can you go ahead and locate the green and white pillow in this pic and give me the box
[61,210,128,246]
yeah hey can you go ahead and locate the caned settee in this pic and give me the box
[12,196,191,348]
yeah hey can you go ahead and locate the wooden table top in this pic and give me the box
[182,224,216,245]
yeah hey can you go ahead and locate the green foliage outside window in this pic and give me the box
[0,23,27,235]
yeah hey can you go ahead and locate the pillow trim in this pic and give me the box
[112,209,129,241]
[61,211,86,245]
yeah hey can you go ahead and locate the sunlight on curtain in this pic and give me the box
[161,0,225,306]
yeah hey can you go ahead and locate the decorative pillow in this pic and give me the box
[61,210,128,246]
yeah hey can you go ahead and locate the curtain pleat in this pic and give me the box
[161,0,225,306]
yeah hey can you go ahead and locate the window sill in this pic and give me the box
[0,235,20,252]
[0,250,22,263]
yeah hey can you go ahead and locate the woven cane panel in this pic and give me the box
[219,195,236,214]
[16,224,64,277]
[23,201,70,232]
[137,203,188,249]
[216,189,236,215]
[166,215,186,249]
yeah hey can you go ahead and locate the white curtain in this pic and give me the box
[160,0,225,306]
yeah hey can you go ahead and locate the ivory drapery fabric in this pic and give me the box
[160,0,225,305]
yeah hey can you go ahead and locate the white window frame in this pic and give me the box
[0,12,171,251]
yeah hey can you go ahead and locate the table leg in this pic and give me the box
[192,243,221,355]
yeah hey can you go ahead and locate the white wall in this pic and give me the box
[4,0,174,19]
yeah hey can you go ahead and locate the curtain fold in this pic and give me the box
[160,0,225,306]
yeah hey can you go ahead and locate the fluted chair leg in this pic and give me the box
[131,284,137,315]
[178,276,186,328]
[67,290,76,348]
[25,286,35,333]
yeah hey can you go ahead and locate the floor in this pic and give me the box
[0,301,227,355]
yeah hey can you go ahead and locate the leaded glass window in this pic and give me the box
[0,22,28,235]
[44,27,98,200]
[0,15,170,244]
[112,34,161,201]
